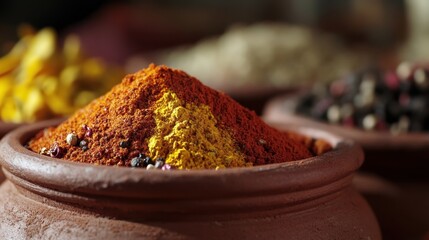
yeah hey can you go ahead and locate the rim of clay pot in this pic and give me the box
[0,118,363,219]
[263,92,429,151]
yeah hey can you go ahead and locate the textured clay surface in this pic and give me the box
[0,181,380,240]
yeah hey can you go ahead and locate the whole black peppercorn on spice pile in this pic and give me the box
[295,62,429,133]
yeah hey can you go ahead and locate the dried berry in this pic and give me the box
[327,105,341,123]
[82,124,93,137]
[155,160,164,169]
[85,129,93,137]
[119,140,130,148]
[131,157,143,168]
[296,62,429,133]
[39,147,48,155]
[162,164,172,170]
[146,164,156,170]
[49,143,64,158]
[66,133,78,146]
[143,157,153,166]
[384,71,400,90]
[414,68,429,89]
[362,114,377,131]
[79,140,87,147]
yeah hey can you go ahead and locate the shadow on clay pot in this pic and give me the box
[263,93,429,240]
[0,119,380,240]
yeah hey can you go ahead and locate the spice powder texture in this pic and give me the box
[28,64,326,169]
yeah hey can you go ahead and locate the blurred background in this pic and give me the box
[0,0,408,64]
[2,1,429,239]
[1,0,417,121]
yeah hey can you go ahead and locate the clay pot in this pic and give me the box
[263,93,429,180]
[0,121,23,183]
[0,119,380,239]
[264,93,429,239]
[226,86,302,116]
[354,173,429,240]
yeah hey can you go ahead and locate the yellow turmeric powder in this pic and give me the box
[148,90,249,169]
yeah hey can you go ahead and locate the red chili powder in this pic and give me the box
[28,64,331,168]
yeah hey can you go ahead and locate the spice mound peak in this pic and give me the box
[28,64,330,169]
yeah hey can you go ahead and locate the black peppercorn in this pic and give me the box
[79,140,87,147]
[131,157,143,167]
[119,140,130,148]
[295,63,429,133]
[143,157,153,166]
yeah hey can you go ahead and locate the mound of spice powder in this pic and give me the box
[28,64,331,169]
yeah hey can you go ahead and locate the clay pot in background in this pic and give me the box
[0,122,22,183]
[354,173,429,240]
[263,93,429,180]
[228,86,301,115]
[263,93,429,240]
[0,119,380,239]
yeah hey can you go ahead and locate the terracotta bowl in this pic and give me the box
[263,93,429,181]
[0,119,380,239]
[353,173,429,240]
[263,93,429,239]
[0,121,23,183]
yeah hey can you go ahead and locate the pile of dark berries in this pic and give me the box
[295,62,429,133]
[130,153,171,170]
